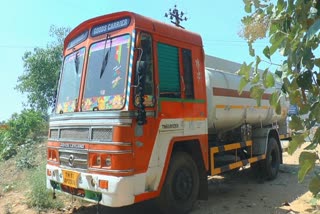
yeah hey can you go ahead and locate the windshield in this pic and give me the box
[55,48,85,113]
[82,34,131,111]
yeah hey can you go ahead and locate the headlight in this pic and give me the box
[105,156,112,167]
[89,153,112,168]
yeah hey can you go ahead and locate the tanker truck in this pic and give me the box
[46,11,290,214]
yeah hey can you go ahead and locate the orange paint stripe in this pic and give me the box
[210,141,253,175]
[229,161,246,170]
[210,141,252,154]
[134,191,158,203]
[248,155,266,163]
[211,154,266,175]
[212,168,221,175]
[216,105,243,109]
[47,141,60,147]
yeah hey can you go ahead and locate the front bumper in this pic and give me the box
[46,164,137,207]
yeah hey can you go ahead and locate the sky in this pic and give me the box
[0,0,272,121]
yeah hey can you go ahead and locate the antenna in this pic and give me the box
[164,5,188,29]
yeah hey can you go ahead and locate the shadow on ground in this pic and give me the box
[73,199,161,214]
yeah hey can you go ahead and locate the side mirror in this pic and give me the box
[136,60,147,125]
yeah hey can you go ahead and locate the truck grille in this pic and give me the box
[59,150,88,169]
[60,128,89,140]
[50,129,59,139]
[92,128,113,141]
[49,127,113,142]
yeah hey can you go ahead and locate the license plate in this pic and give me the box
[62,170,80,188]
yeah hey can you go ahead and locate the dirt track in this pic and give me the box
[71,149,318,214]
[1,148,319,214]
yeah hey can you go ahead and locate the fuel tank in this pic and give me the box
[204,55,288,133]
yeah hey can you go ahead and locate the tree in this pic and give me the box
[16,26,70,115]
[240,0,320,196]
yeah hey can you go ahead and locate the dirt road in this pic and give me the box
[1,148,319,214]
[71,149,318,214]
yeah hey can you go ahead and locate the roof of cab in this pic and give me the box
[64,11,203,49]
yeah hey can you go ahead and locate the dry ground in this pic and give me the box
[0,144,319,214]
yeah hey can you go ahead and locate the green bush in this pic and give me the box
[15,143,36,169]
[0,140,17,160]
[0,109,48,161]
[27,163,63,210]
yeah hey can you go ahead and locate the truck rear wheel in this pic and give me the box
[251,137,280,181]
[156,152,199,214]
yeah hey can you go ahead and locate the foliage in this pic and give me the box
[240,0,320,196]
[0,110,47,160]
[15,26,70,114]
[15,143,37,169]
[27,163,63,210]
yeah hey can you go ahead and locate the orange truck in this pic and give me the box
[46,11,290,214]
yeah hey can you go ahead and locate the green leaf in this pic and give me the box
[306,19,320,41]
[269,23,278,35]
[309,176,320,195]
[298,152,317,183]
[305,128,320,150]
[315,58,320,68]
[249,42,255,56]
[269,91,279,107]
[251,72,260,84]
[238,62,253,80]
[254,55,261,73]
[244,0,252,13]
[269,33,285,55]
[250,86,264,106]
[287,0,294,13]
[275,101,281,115]
[298,103,310,115]
[288,134,305,155]
[263,46,271,59]
[263,72,275,88]
[289,115,304,131]
[277,0,285,11]
[239,77,250,94]
[281,62,289,74]
[310,102,320,123]
[252,0,260,8]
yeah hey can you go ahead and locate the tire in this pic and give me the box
[251,137,280,181]
[265,137,280,180]
[156,152,200,214]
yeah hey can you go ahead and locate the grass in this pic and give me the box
[0,141,90,213]
[27,162,64,211]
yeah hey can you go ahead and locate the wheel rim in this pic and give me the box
[172,166,193,201]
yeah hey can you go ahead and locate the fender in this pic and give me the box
[134,135,207,203]
[252,127,283,163]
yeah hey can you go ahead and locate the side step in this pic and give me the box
[210,140,266,175]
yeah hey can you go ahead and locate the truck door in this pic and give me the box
[133,32,158,174]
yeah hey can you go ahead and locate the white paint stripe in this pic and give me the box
[144,118,207,191]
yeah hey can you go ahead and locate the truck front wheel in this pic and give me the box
[251,137,280,180]
[156,152,199,214]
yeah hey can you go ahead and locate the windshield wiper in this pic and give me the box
[74,51,80,74]
[100,34,112,78]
